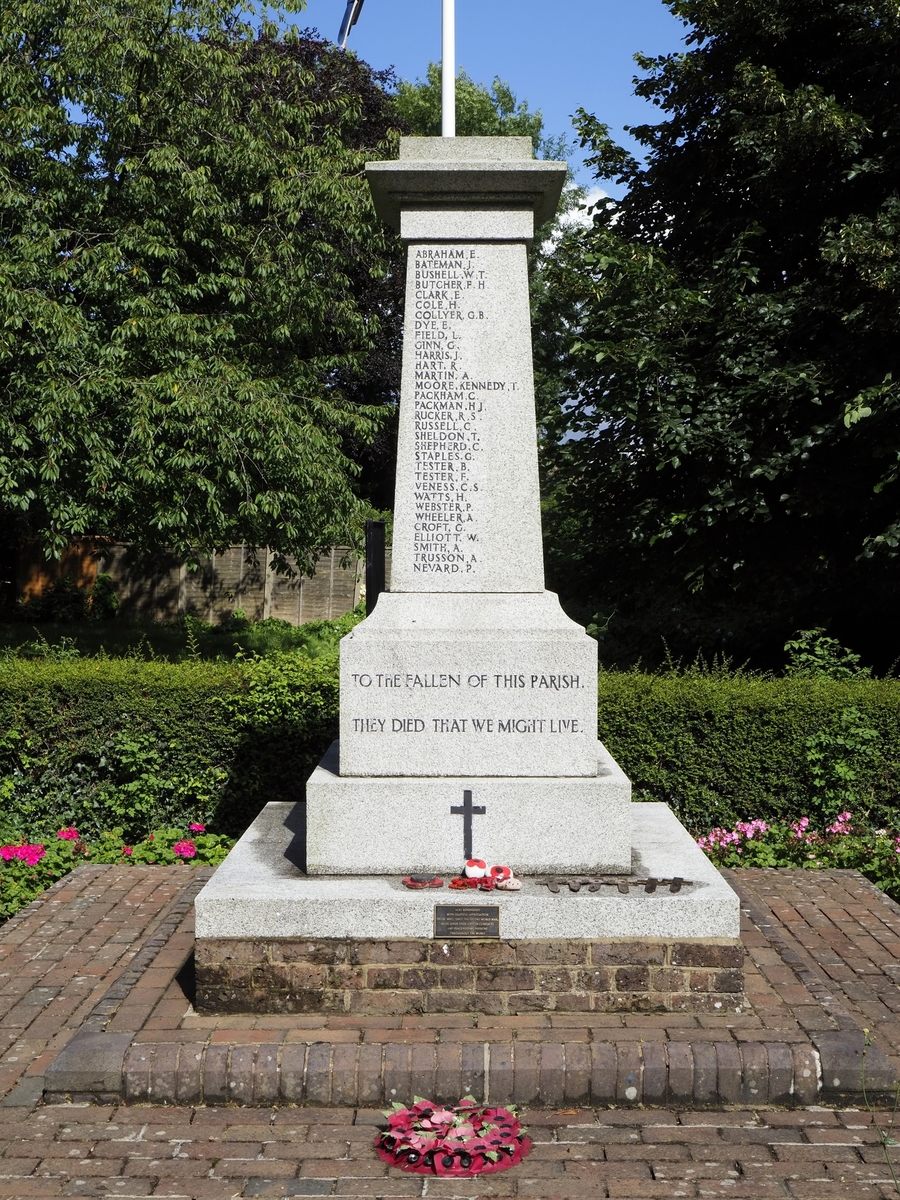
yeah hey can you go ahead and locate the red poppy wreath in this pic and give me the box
[374,1097,531,1176]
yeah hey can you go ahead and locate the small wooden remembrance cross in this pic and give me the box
[451,789,485,861]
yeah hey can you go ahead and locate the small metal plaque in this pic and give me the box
[434,904,500,939]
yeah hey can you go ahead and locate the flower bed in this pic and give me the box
[697,811,900,899]
[0,824,234,921]
[374,1099,530,1176]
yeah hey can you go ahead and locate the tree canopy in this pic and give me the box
[537,0,900,669]
[0,0,404,571]
[395,63,546,148]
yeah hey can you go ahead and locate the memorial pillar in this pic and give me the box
[306,137,632,873]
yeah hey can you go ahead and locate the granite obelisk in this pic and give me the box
[194,43,742,1022]
[304,137,633,875]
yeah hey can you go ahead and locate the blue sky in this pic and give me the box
[299,1,689,188]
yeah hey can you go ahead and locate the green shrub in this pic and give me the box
[696,815,900,902]
[0,603,364,662]
[784,627,872,679]
[18,575,89,623]
[2,653,900,853]
[0,653,339,842]
[0,824,234,921]
[89,573,120,620]
[597,672,900,832]
[230,606,364,658]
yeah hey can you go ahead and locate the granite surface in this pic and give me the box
[194,802,740,941]
[367,136,566,230]
[390,238,544,593]
[307,739,630,873]
[339,592,599,777]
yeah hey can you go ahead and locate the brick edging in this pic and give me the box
[41,866,900,1109]
[122,1036,825,1108]
[43,869,212,1102]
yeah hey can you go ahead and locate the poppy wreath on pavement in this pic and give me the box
[374,1097,531,1176]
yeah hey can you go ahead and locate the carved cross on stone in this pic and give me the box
[451,789,485,861]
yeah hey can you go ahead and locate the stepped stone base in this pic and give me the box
[194,801,742,1015]
[306,739,632,874]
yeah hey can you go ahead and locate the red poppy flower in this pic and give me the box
[374,1099,530,1176]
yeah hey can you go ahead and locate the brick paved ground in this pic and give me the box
[2,1100,900,1199]
[729,869,900,1074]
[0,867,207,1104]
[3,864,900,1197]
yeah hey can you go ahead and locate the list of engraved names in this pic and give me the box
[412,246,515,579]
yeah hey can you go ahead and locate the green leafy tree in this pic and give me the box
[0,0,405,571]
[395,62,548,149]
[537,0,900,669]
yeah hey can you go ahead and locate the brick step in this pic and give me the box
[44,1028,897,1109]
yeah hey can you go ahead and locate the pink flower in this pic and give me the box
[189,823,206,833]
[173,839,196,859]
[122,846,133,856]
[57,827,79,840]
[826,811,853,835]
[1,844,46,865]
[735,819,770,840]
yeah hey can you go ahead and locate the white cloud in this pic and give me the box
[559,186,609,230]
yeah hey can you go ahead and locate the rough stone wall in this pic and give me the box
[195,936,744,1016]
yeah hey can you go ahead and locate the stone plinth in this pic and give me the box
[307,740,631,875]
[194,802,741,1015]
[338,593,599,778]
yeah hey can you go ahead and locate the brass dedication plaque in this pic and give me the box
[434,904,500,939]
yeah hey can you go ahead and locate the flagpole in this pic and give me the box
[442,0,456,137]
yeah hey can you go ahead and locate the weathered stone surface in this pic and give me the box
[195,801,740,941]
[367,135,566,230]
[339,135,600,788]
[339,594,600,778]
[44,1031,134,1095]
[307,740,631,873]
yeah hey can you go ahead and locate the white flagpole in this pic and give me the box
[442,0,456,136]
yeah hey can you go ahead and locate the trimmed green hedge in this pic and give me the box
[0,654,338,842]
[1,658,898,842]
[597,673,900,831]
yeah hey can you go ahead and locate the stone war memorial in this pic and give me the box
[194,131,742,1018]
